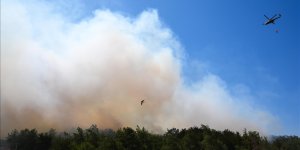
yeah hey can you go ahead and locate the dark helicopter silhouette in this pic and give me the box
[263,14,281,25]
[141,100,145,106]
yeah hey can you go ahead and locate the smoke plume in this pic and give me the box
[0,0,278,138]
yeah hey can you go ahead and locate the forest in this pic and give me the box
[1,124,300,150]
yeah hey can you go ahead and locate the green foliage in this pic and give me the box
[5,125,300,150]
[6,128,55,150]
[272,136,300,150]
[116,127,140,149]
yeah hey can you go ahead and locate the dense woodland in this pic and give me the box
[1,125,300,150]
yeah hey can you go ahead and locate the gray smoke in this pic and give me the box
[0,0,279,138]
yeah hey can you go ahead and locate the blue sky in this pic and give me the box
[1,0,299,136]
[76,0,300,135]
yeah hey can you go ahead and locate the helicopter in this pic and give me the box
[141,100,145,106]
[263,14,281,25]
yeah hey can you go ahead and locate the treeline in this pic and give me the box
[3,125,300,150]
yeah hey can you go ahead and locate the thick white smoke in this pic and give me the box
[1,0,278,138]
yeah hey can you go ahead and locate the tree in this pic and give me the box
[7,129,39,150]
[241,129,261,150]
[4,125,300,150]
[181,127,204,150]
[272,136,300,150]
[36,132,53,150]
[161,128,182,150]
[50,132,72,150]
[221,129,242,150]
[116,127,141,149]
[7,129,19,150]
[85,125,100,148]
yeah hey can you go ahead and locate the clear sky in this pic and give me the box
[1,0,299,137]
[72,0,300,135]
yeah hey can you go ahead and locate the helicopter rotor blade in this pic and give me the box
[270,14,277,20]
[264,15,270,20]
[277,14,282,18]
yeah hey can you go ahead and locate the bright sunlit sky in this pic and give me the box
[1,0,299,136]
[73,0,300,135]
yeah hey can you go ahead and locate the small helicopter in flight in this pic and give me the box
[263,14,281,25]
[141,100,145,106]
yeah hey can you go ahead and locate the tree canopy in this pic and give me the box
[2,125,300,150]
